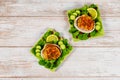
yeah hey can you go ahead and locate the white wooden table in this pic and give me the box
[0,0,120,80]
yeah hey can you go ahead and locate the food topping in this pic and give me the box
[46,34,58,42]
[87,8,97,20]
[42,44,61,60]
[77,15,94,31]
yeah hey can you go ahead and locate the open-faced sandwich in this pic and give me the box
[67,4,104,41]
[30,29,73,71]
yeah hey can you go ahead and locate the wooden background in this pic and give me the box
[0,0,120,80]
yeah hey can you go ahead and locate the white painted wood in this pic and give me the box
[0,17,119,46]
[0,0,120,79]
[0,47,120,77]
[0,0,119,16]
[0,78,120,80]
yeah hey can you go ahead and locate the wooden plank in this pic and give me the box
[0,17,120,46]
[0,47,120,77]
[0,0,120,16]
[0,78,120,80]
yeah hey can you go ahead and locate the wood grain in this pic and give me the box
[1,78,120,80]
[0,17,119,47]
[0,47,120,78]
[0,0,120,79]
[0,0,119,17]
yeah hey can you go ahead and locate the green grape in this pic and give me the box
[70,15,76,20]
[36,52,40,57]
[76,10,81,15]
[73,12,77,16]
[35,49,40,53]
[58,41,63,45]
[95,25,101,31]
[36,45,41,50]
[60,44,66,49]
[96,22,100,25]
